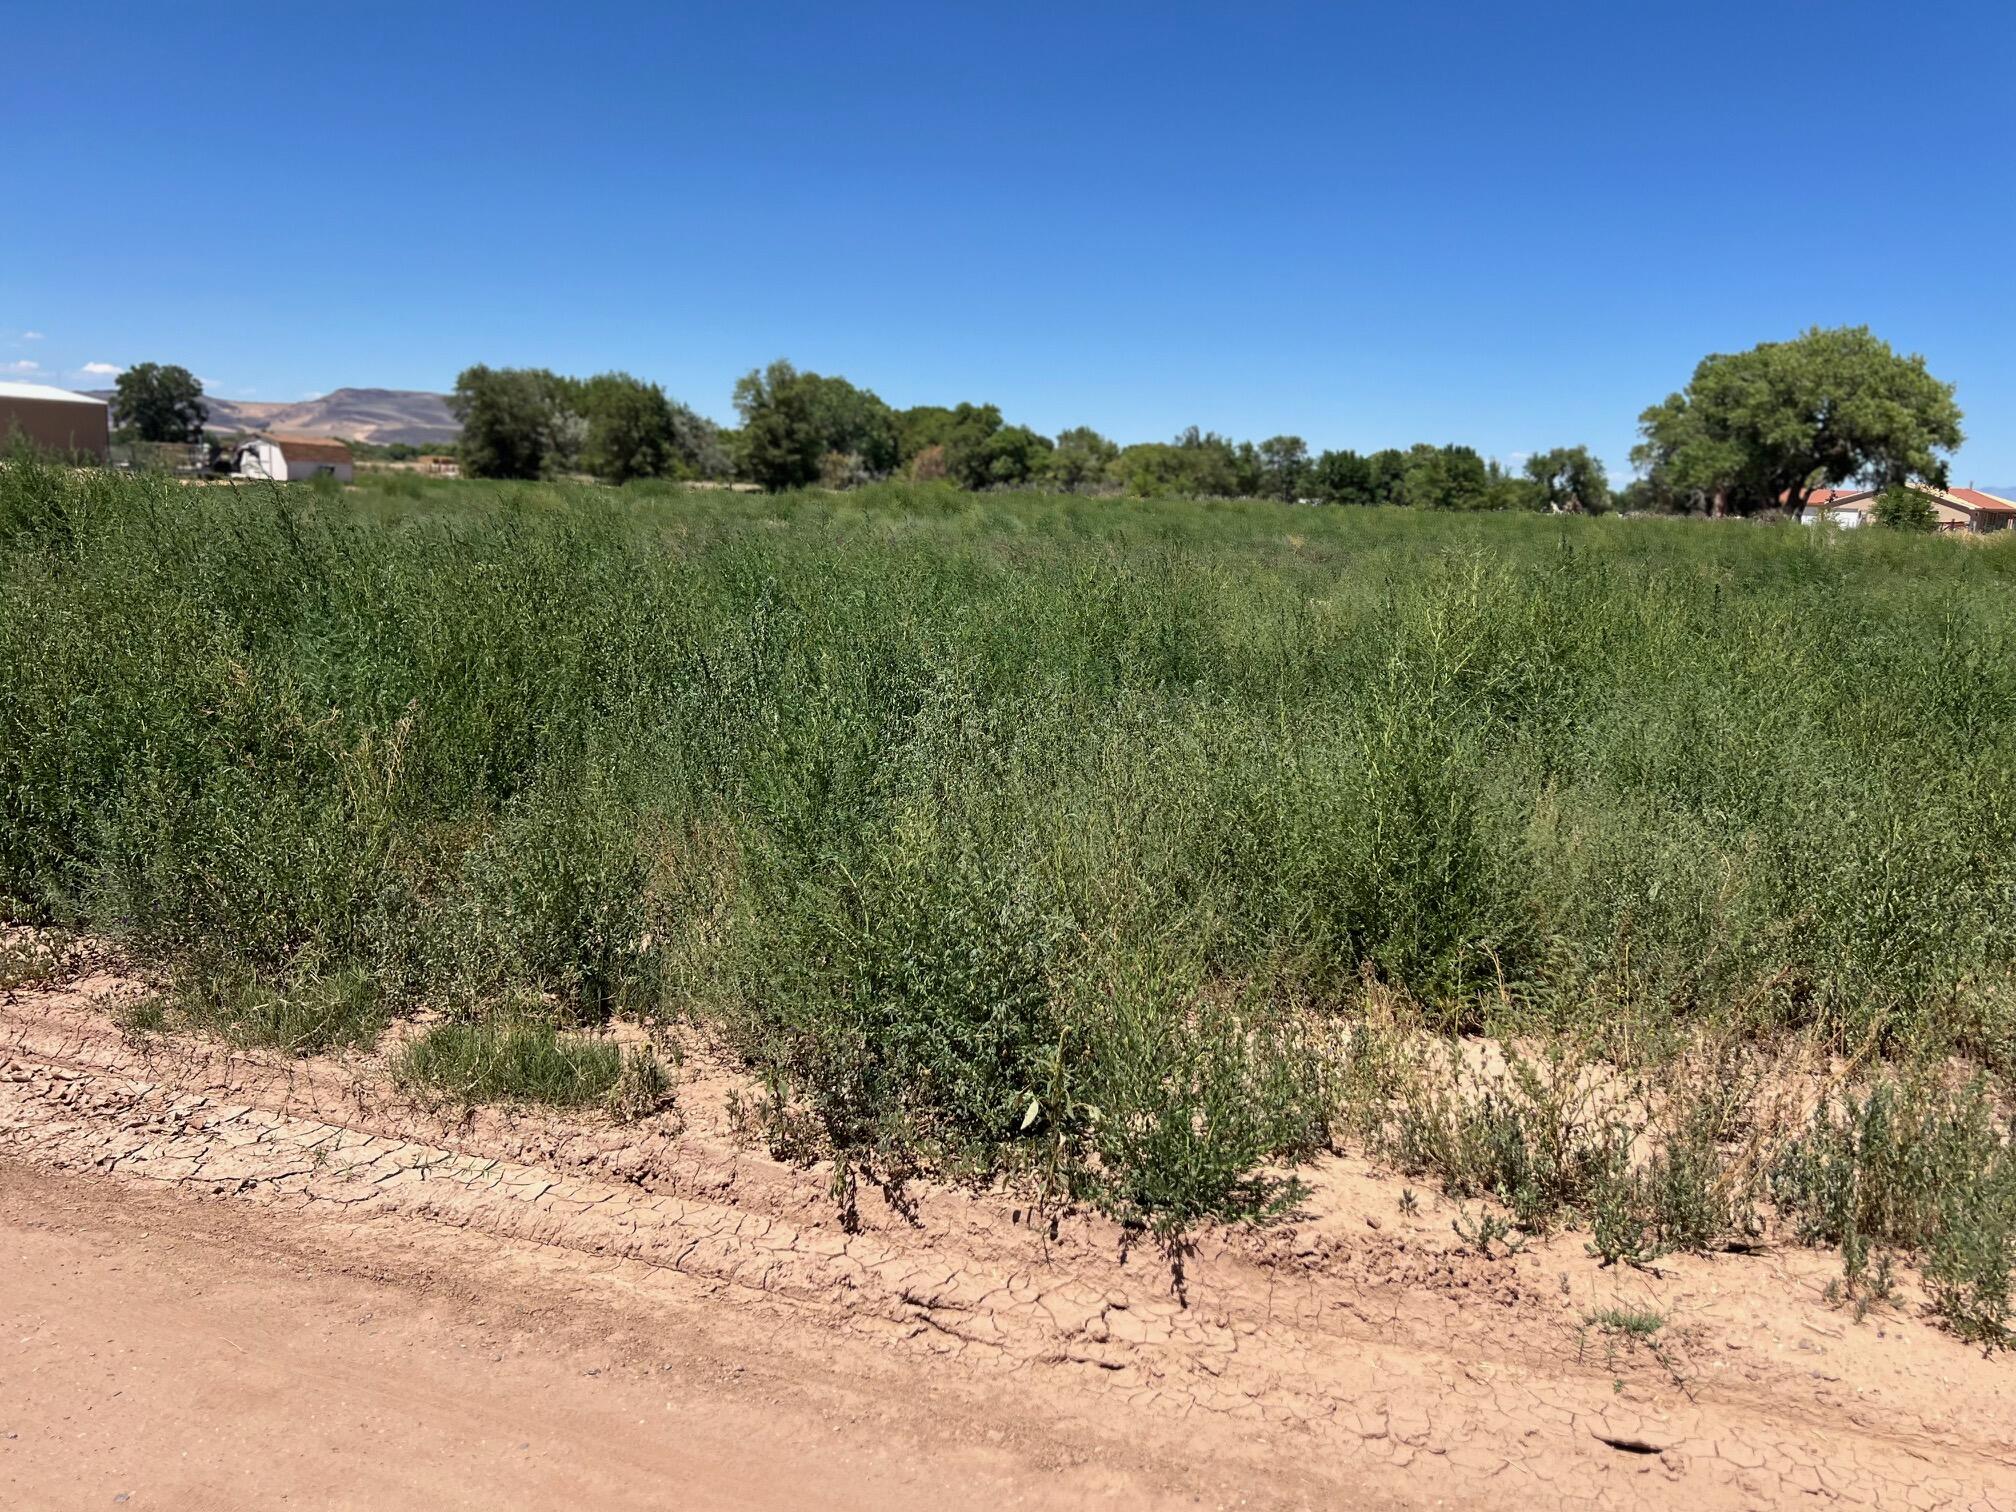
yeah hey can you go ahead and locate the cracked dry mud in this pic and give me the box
[4,975,2015,1510]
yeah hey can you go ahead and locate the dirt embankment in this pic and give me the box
[4,973,2015,1510]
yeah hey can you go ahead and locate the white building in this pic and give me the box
[1798,489,1876,528]
[235,433,354,483]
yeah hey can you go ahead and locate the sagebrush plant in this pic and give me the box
[5,456,2016,1268]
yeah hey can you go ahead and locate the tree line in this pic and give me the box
[104,324,1965,515]
[450,358,1620,511]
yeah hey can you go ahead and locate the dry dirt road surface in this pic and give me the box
[5,974,2016,1510]
[2,1165,1191,1512]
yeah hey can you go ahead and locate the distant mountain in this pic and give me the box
[88,386,460,447]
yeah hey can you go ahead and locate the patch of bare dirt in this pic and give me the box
[4,972,2015,1510]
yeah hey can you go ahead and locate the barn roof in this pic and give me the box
[265,433,354,465]
[0,381,108,407]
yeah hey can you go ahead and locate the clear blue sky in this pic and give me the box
[7,1,2013,482]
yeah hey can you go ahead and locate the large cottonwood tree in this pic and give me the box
[1633,327,1962,516]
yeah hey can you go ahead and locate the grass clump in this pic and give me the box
[395,1019,643,1109]
[169,968,388,1055]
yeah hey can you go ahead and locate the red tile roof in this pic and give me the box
[1948,488,2016,515]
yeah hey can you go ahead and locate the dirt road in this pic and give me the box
[5,975,2016,1510]
[2,1165,1202,1511]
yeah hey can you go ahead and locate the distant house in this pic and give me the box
[416,454,461,477]
[1799,484,2016,534]
[235,433,354,483]
[0,381,110,461]
[1796,489,1879,528]
[1937,487,2016,533]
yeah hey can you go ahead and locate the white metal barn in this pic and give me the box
[235,433,354,483]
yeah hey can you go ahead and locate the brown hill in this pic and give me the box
[88,387,460,447]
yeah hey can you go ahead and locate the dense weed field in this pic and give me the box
[4,461,2014,1332]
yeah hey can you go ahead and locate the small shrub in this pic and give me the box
[1585,1166,1665,1269]
[117,993,168,1036]
[1076,964,1330,1247]
[1872,486,1937,533]
[0,929,68,989]
[1453,1205,1525,1258]
[1774,1073,2016,1349]
[1586,1305,1664,1339]
[1927,1185,2016,1350]
[607,1043,674,1122]
[1387,1043,1633,1232]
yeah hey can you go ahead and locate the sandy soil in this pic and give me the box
[5,971,2015,1510]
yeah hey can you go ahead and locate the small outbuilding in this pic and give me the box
[0,381,111,461]
[236,433,355,483]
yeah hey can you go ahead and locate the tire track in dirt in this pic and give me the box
[5,983,2015,1510]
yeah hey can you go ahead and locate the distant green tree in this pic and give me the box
[1257,435,1311,502]
[935,403,1006,487]
[1180,428,1250,496]
[450,365,578,480]
[801,373,899,475]
[1633,326,1963,516]
[668,402,729,480]
[1396,444,1451,510]
[1047,426,1119,491]
[1873,486,1938,532]
[1311,449,1373,505]
[1109,429,1280,498]
[712,425,748,481]
[735,361,898,490]
[733,362,822,490]
[1441,445,1491,508]
[113,363,207,443]
[973,424,1054,488]
[1485,474,1531,510]
[1395,444,1490,509]
[579,372,677,483]
[897,405,957,463]
[1229,438,1265,498]
[1365,448,1409,505]
[1524,446,1612,513]
[1110,442,1185,497]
